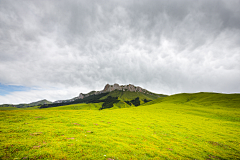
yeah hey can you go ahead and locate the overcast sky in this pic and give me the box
[0,0,240,104]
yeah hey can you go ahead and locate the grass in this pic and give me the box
[43,103,104,110]
[156,92,240,108]
[0,107,22,110]
[0,106,40,111]
[0,93,240,159]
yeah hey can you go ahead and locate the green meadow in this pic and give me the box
[0,93,240,159]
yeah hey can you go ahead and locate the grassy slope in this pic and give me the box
[0,107,22,110]
[143,92,240,107]
[43,103,104,110]
[39,99,131,111]
[36,91,163,110]
[112,97,132,109]
[101,90,160,101]
[0,93,240,159]
[0,106,40,111]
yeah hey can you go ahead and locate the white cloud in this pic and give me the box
[0,0,239,104]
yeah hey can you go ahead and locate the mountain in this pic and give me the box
[78,83,157,99]
[0,99,52,108]
[40,83,167,110]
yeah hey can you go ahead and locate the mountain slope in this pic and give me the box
[39,90,164,110]
[100,90,165,101]
[39,84,167,110]
[142,92,240,108]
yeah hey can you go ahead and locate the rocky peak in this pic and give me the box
[78,83,152,99]
[103,83,121,92]
[102,83,148,93]
[103,84,110,92]
[79,93,84,99]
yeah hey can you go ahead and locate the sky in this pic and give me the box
[0,0,240,104]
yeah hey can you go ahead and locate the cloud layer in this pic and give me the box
[0,0,240,104]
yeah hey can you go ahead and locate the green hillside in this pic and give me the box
[0,106,40,111]
[39,90,166,110]
[100,90,164,101]
[44,103,104,110]
[1,94,240,159]
[143,92,240,108]
[141,92,240,123]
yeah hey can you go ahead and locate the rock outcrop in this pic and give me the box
[54,96,79,103]
[78,83,153,99]
[79,93,84,99]
[103,83,121,92]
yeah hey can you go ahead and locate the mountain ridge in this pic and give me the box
[39,84,167,109]
[54,83,161,104]
[78,83,158,100]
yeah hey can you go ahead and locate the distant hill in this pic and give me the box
[0,99,52,108]
[142,92,240,108]
[40,83,167,110]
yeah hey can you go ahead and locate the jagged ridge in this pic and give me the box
[78,83,156,100]
[39,84,167,109]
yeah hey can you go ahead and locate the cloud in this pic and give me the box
[0,0,240,104]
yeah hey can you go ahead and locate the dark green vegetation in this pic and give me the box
[99,96,120,110]
[39,93,109,109]
[0,92,240,159]
[39,90,165,110]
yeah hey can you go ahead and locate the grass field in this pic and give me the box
[0,93,240,159]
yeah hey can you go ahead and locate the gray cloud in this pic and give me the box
[0,0,240,104]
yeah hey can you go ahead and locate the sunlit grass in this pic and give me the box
[43,103,104,110]
[1,100,240,159]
